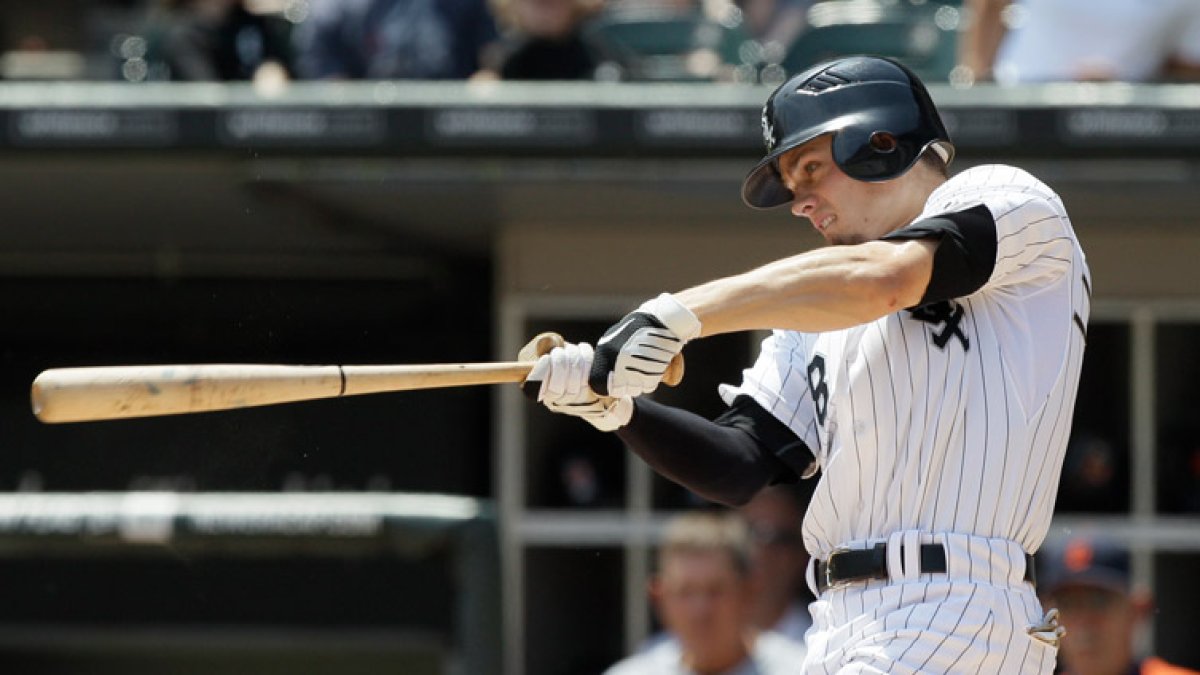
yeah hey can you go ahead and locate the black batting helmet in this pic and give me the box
[741,56,954,209]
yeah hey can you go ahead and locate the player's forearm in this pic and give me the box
[677,240,932,336]
[617,399,781,507]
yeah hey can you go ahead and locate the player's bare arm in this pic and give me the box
[674,238,937,337]
[584,127,950,397]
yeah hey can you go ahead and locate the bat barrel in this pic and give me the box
[31,364,346,424]
[31,361,538,424]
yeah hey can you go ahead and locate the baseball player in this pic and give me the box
[525,55,1089,673]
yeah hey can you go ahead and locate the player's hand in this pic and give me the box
[589,293,701,397]
[524,342,633,432]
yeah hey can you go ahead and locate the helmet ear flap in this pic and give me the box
[831,126,873,179]
[834,126,917,181]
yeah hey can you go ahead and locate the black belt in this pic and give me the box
[815,543,1036,595]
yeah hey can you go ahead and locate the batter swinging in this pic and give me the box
[525,55,1088,674]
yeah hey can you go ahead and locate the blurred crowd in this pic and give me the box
[1,0,1198,86]
[598,499,1199,674]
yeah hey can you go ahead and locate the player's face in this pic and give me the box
[777,135,918,245]
[653,550,752,666]
[1050,585,1138,675]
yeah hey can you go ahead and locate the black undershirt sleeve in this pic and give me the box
[615,395,816,507]
[880,203,997,306]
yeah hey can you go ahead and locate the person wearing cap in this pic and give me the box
[1041,537,1200,675]
[525,55,1090,672]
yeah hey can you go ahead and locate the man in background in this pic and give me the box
[739,485,812,646]
[957,0,1200,84]
[1039,536,1200,675]
[606,511,805,674]
[291,0,499,79]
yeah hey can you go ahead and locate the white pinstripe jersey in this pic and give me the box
[721,164,1091,560]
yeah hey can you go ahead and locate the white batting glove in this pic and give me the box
[525,342,634,432]
[589,293,701,397]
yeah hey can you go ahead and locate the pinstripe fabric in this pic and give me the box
[719,165,1089,674]
[804,580,1054,673]
[799,533,1053,674]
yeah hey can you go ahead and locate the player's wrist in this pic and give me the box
[637,293,702,342]
[585,396,633,432]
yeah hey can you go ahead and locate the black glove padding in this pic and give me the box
[589,311,679,396]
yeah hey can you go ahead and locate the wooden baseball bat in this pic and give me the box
[30,362,538,424]
[31,336,684,424]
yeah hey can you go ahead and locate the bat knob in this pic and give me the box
[517,332,566,362]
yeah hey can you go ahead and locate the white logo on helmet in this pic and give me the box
[761,106,775,152]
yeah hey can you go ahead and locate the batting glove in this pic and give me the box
[524,342,633,432]
[589,293,701,397]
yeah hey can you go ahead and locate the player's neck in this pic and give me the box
[887,170,946,235]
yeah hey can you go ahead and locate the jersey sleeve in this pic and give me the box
[719,330,821,474]
[882,166,1079,305]
[880,204,996,306]
[978,191,1077,292]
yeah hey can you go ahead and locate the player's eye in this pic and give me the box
[784,160,818,189]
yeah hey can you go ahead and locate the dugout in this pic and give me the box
[0,80,1197,674]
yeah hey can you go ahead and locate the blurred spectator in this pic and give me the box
[1169,442,1200,512]
[484,0,605,80]
[608,0,701,10]
[0,1,95,80]
[733,0,810,54]
[154,0,293,81]
[739,484,812,646]
[291,0,500,79]
[958,0,1200,84]
[1039,536,1200,675]
[1055,430,1128,513]
[1159,423,1200,513]
[581,0,741,81]
[536,439,626,507]
[607,511,806,674]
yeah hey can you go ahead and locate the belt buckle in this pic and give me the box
[824,545,853,591]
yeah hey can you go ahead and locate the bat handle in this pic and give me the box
[661,353,684,387]
[517,332,685,388]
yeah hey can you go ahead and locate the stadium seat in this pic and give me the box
[583,9,745,81]
[783,0,961,82]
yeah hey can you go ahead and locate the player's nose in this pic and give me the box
[790,191,818,219]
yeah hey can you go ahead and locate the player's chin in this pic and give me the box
[828,233,864,246]
[818,224,863,246]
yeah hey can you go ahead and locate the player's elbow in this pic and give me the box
[843,267,921,317]
[698,472,772,507]
[850,241,934,313]
[877,266,928,311]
